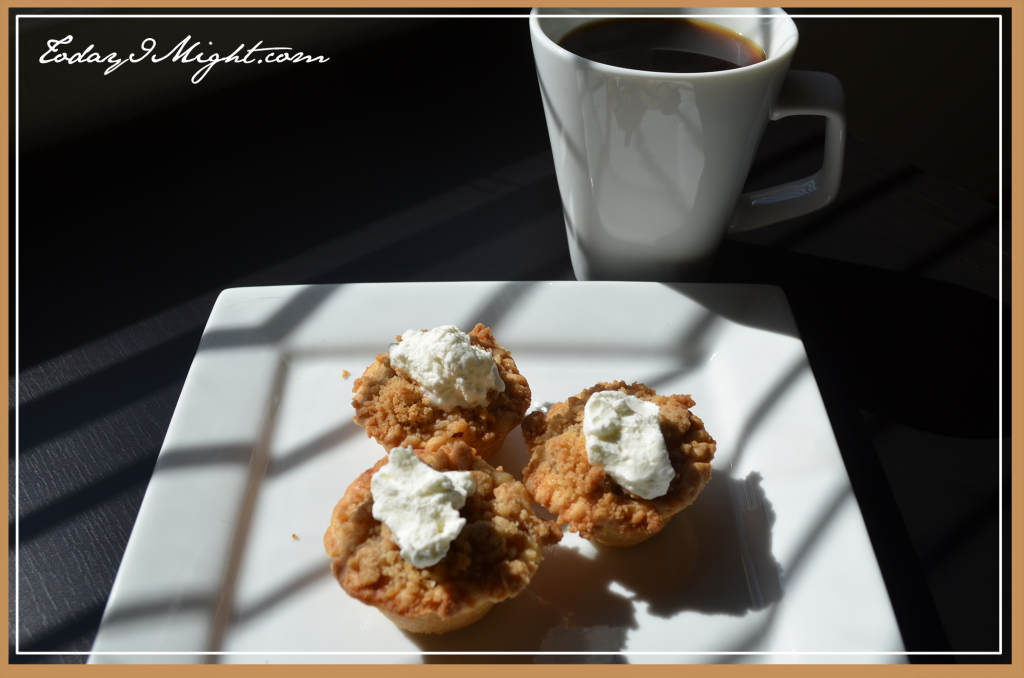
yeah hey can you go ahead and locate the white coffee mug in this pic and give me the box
[531,8,845,281]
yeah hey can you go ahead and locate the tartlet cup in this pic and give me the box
[324,441,561,634]
[522,381,715,547]
[351,324,530,461]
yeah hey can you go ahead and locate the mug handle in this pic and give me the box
[729,70,846,234]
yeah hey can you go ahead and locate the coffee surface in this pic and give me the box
[558,18,765,73]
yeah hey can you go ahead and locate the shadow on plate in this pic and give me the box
[413,472,782,663]
[662,283,800,339]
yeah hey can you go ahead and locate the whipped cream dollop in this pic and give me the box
[388,325,504,411]
[370,446,476,568]
[582,390,674,500]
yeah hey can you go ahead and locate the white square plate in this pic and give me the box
[89,282,905,664]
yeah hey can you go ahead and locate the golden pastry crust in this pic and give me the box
[522,381,715,547]
[351,324,530,460]
[324,441,562,634]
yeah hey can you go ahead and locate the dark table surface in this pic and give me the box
[10,13,1009,665]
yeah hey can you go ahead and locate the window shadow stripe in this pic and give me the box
[769,165,922,250]
[744,130,826,190]
[153,444,254,473]
[728,358,810,472]
[722,485,854,656]
[13,452,158,547]
[906,212,999,276]
[307,178,561,285]
[11,602,105,658]
[463,281,541,334]
[18,329,203,451]
[266,422,361,478]
[920,493,999,569]
[94,594,220,628]
[232,562,331,626]
[197,285,338,352]
[207,358,289,655]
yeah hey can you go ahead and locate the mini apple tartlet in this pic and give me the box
[324,441,562,634]
[522,381,715,547]
[352,324,530,460]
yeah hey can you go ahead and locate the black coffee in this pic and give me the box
[558,18,765,73]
